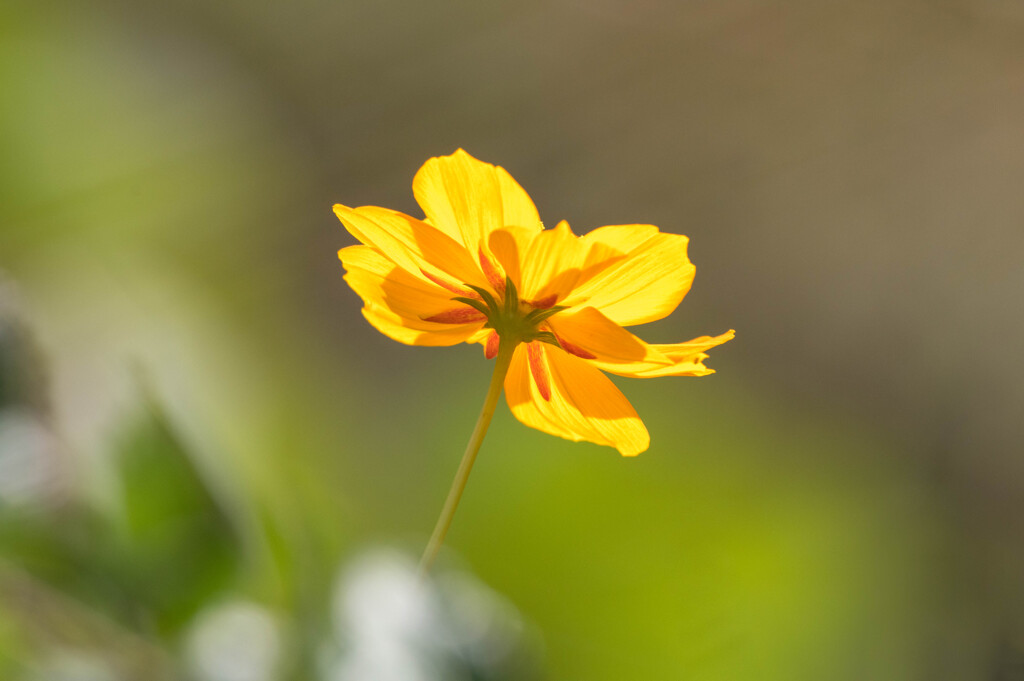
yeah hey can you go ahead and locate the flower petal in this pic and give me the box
[548,307,733,378]
[496,163,544,232]
[486,225,532,293]
[547,306,670,366]
[517,220,591,303]
[422,307,487,324]
[600,330,736,377]
[504,342,649,456]
[412,149,543,258]
[527,341,552,401]
[563,225,696,327]
[339,245,485,346]
[484,331,500,359]
[334,203,488,291]
[505,344,579,441]
[359,307,483,346]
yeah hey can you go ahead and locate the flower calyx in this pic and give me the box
[453,277,565,348]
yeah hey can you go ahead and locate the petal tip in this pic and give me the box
[616,436,649,457]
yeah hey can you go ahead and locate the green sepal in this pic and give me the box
[532,331,561,347]
[525,305,567,325]
[465,285,500,314]
[452,297,491,316]
[503,276,519,312]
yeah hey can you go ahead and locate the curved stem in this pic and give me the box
[418,340,517,576]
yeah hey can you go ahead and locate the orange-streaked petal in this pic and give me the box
[484,331,500,359]
[547,306,670,366]
[527,341,551,401]
[412,149,542,258]
[505,344,590,442]
[334,203,488,291]
[478,248,507,295]
[563,226,695,327]
[504,343,650,456]
[359,307,483,346]
[422,307,487,324]
[553,334,596,360]
[419,269,477,297]
[339,245,485,346]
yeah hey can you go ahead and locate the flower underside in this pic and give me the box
[422,269,602,401]
[335,148,734,456]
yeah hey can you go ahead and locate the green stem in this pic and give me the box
[418,339,517,576]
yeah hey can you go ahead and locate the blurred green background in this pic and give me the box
[2,0,1023,679]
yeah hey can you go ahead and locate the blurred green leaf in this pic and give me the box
[0,389,244,642]
[108,388,243,636]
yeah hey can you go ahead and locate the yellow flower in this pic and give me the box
[335,149,733,456]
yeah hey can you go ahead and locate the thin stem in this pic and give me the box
[418,339,517,576]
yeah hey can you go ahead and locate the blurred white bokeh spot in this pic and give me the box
[185,600,282,681]
[0,408,61,507]
[437,572,525,671]
[328,550,538,681]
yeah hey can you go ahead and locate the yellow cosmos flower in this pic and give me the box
[335,149,733,458]
[336,149,734,572]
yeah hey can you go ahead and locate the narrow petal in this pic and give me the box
[484,331,500,359]
[339,245,485,346]
[334,203,489,291]
[562,226,695,327]
[547,306,671,366]
[478,248,507,295]
[527,341,551,401]
[600,330,736,378]
[548,307,733,378]
[504,343,649,456]
[422,307,487,324]
[412,149,543,258]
